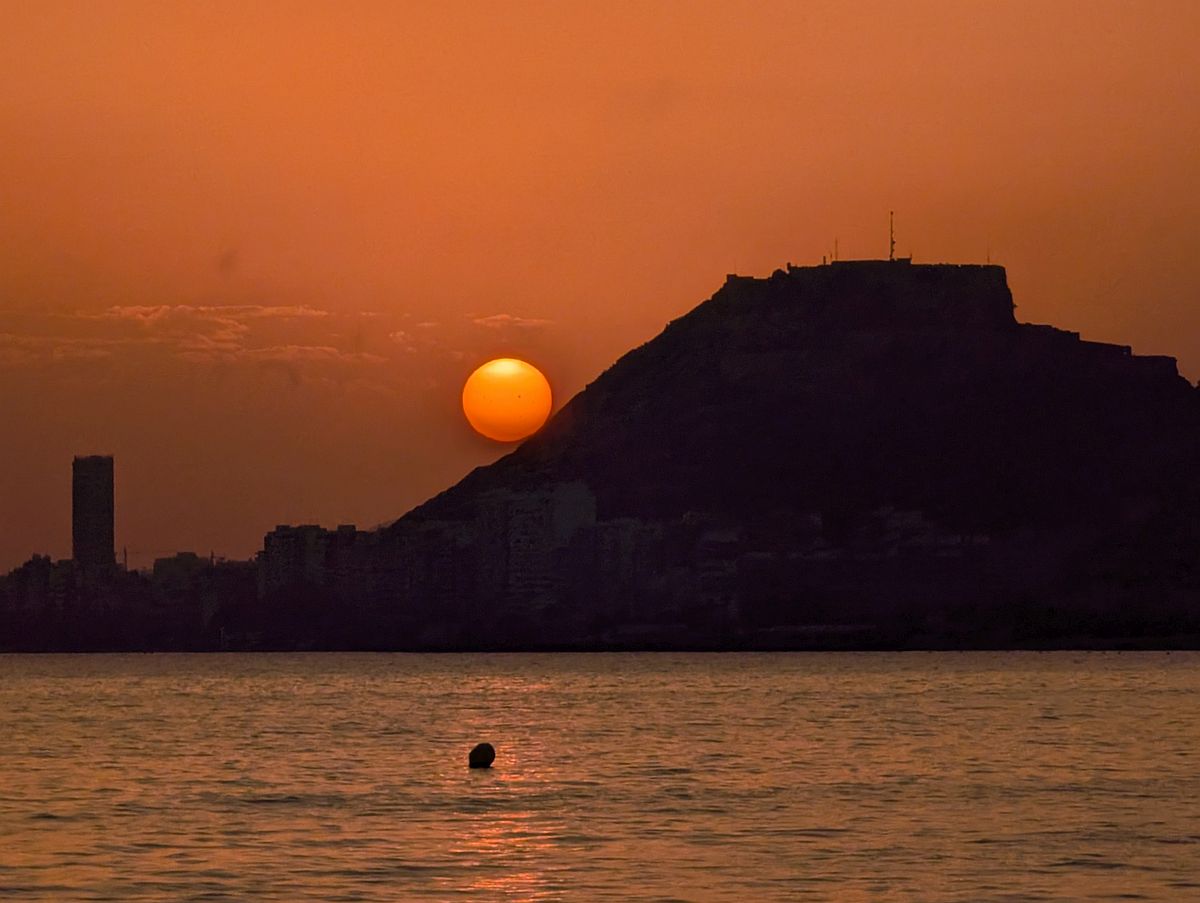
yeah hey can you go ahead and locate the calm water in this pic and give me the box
[0,653,1197,901]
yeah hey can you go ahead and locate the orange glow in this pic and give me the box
[462,359,552,443]
[2,1,1199,568]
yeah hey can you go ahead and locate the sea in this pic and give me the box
[0,652,1197,901]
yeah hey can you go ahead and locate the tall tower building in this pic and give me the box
[72,455,115,574]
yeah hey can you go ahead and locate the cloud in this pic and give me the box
[0,335,39,366]
[240,306,331,320]
[51,346,114,362]
[388,330,418,353]
[0,302,494,398]
[241,345,387,365]
[0,304,388,379]
[0,331,128,367]
[89,304,330,322]
[471,313,553,330]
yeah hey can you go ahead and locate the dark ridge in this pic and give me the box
[395,261,1198,536]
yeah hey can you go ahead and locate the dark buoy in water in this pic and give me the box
[468,742,495,769]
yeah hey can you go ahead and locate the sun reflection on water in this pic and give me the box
[0,653,1198,900]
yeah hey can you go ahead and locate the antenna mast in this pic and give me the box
[889,211,895,261]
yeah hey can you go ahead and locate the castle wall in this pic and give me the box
[724,261,1016,332]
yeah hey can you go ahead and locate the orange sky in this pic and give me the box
[2,0,1198,569]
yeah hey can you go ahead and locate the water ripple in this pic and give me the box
[0,651,1196,901]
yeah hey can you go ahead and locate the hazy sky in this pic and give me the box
[2,0,1198,569]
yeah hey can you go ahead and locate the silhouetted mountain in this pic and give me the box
[348,259,1200,649]
[401,261,1199,540]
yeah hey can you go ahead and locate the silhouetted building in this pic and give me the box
[258,524,330,596]
[72,455,114,576]
[152,552,209,592]
[475,481,596,604]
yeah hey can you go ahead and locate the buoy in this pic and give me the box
[468,742,496,769]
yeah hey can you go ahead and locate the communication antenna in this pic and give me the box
[834,238,839,261]
[889,211,895,261]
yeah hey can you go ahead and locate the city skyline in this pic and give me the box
[8,258,1200,654]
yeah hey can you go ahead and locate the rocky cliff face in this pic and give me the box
[400,261,1200,539]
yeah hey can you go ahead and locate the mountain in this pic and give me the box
[372,259,1200,648]
[402,260,1198,537]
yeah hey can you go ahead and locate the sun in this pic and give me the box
[462,358,553,442]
